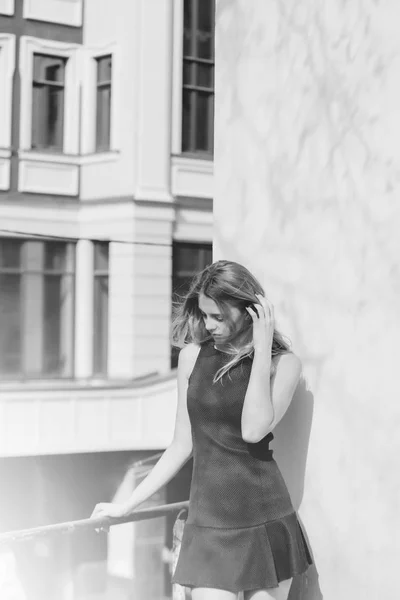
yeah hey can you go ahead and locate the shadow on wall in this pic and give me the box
[272,377,323,600]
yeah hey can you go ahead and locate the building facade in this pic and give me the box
[0,1,214,598]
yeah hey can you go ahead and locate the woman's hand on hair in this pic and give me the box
[246,293,275,357]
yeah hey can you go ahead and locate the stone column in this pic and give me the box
[214,2,400,599]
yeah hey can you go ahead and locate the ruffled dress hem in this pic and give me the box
[171,511,313,594]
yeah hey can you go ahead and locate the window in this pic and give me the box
[0,34,16,156]
[93,242,109,375]
[95,55,112,151]
[32,54,67,150]
[0,238,75,379]
[182,0,215,155]
[171,241,213,368]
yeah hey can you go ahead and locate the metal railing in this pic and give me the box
[0,501,189,547]
[0,500,190,600]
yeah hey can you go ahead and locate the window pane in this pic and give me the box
[43,274,74,376]
[182,89,193,153]
[94,243,109,272]
[183,0,193,55]
[0,274,21,376]
[181,0,214,154]
[32,85,45,149]
[197,0,213,59]
[174,244,201,274]
[32,84,64,150]
[96,86,111,150]
[0,240,75,378]
[183,60,193,85]
[197,63,213,89]
[196,31,213,60]
[45,242,66,271]
[32,55,65,150]
[198,0,212,33]
[195,91,211,152]
[44,242,74,272]
[171,242,213,368]
[93,276,109,375]
[47,86,64,149]
[33,55,66,83]
[0,240,22,269]
[43,275,61,374]
[96,56,112,151]
[97,55,112,84]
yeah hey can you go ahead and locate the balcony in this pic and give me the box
[0,372,178,457]
[0,499,190,600]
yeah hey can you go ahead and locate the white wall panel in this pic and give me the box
[0,151,10,190]
[19,157,79,196]
[172,156,214,199]
[0,377,177,457]
[23,0,82,27]
[0,0,14,16]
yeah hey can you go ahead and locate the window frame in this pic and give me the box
[31,53,67,152]
[0,34,16,152]
[19,36,81,154]
[0,237,76,381]
[171,240,213,368]
[80,43,119,156]
[181,0,215,156]
[95,55,112,152]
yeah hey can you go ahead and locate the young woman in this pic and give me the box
[91,260,313,600]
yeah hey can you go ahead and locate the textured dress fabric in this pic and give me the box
[171,340,313,594]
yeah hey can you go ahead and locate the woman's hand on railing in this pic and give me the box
[91,501,129,519]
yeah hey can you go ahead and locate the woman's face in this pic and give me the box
[198,292,246,343]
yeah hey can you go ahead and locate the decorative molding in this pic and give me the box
[19,157,79,196]
[18,150,80,165]
[171,155,214,199]
[173,203,213,243]
[134,186,173,203]
[0,34,16,150]
[79,151,120,165]
[171,0,183,154]
[23,0,82,27]
[0,378,177,456]
[80,43,120,155]
[0,202,79,238]
[19,36,81,154]
[0,0,14,16]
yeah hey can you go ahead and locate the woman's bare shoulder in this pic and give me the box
[178,343,202,378]
[274,351,302,374]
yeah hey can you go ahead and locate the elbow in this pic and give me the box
[242,423,273,444]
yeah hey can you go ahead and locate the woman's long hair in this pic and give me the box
[171,260,292,383]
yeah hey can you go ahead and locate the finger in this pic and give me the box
[95,525,110,534]
[256,294,273,319]
[245,306,258,320]
[252,303,265,319]
[255,294,268,313]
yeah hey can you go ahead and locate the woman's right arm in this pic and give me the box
[91,343,200,519]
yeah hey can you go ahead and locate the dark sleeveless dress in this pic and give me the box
[171,340,313,594]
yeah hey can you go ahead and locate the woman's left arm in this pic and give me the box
[241,294,302,443]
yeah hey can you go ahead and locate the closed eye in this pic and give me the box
[200,311,223,322]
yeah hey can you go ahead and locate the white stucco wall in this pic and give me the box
[214,1,400,599]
